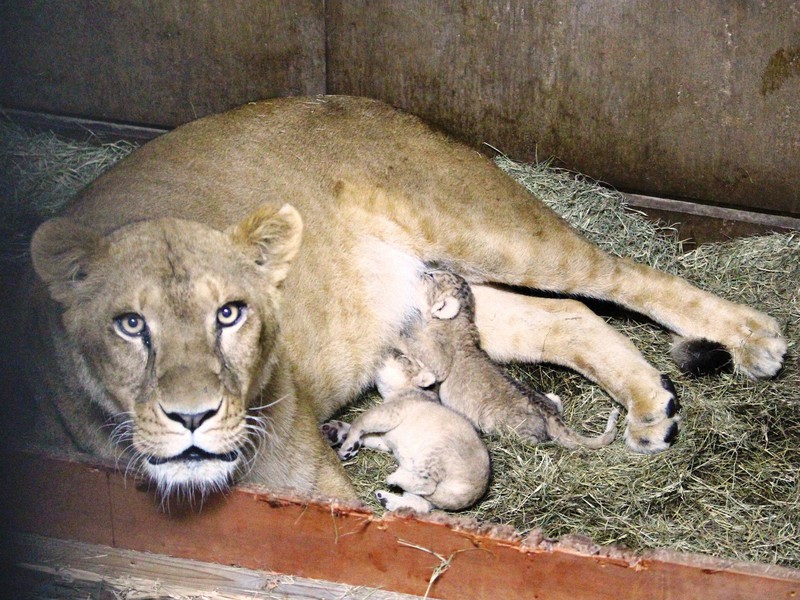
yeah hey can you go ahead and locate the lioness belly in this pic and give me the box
[283,235,426,418]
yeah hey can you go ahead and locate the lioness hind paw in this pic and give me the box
[624,375,681,453]
[733,327,787,379]
[674,309,786,380]
[627,374,680,425]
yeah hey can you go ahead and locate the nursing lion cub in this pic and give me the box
[25,96,786,500]
[401,270,620,450]
[322,350,490,513]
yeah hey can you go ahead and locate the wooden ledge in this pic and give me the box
[2,452,798,599]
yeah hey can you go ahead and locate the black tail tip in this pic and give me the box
[671,338,732,377]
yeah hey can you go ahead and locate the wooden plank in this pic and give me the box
[623,193,800,231]
[3,452,799,600]
[1,452,116,548]
[11,534,424,600]
[622,192,800,246]
[1,108,168,143]
[326,0,800,216]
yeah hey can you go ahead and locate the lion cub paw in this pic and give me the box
[321,420,350,447]
[338,438,363,461]
[623,375,681,454]
[375,490,433,513]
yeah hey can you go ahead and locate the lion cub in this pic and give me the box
[321,350,490,513]
[405,270,619,449]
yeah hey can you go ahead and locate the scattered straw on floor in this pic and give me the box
[1,123,797,568]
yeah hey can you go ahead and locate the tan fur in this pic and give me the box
[29,204,353,499]
[322,351,490,513]
[402,271,620,449]
[25,96,786,498]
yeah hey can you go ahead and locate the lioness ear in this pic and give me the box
[31,218,108,305]
[431,295,461,320]
[229,203,303,286]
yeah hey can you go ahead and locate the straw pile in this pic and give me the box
[1,122,797,568]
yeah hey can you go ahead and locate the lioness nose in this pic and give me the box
[165,407,219,432]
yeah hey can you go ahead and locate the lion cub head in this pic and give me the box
[30,204,303,497]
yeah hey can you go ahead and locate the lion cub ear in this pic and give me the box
[430,295,461,320]
[229,203,303,286]
[411,368,437,389]
[31,218,108,305]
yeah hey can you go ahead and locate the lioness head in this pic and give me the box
[30,204,303,497]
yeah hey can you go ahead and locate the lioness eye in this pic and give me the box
[217,302,246,328]
[115,313,147,337]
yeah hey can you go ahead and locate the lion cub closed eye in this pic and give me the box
[321,351,490,513]
[405,270,619,450]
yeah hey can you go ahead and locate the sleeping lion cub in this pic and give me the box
[402,270,621,450]
[23,96,786,499]
[322,351,490,513]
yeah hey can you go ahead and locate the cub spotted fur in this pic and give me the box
[24,96,786,499]
[322,351,490,513]
[403,270,621,449]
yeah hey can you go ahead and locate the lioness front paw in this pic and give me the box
[624,375,681,454]
[320,420,350,446]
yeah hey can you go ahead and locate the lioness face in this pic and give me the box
[31,204,303,497]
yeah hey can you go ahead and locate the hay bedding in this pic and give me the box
[1,122,797,568]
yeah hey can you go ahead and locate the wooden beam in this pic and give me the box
[10,534,424,600]
[1,108,168,143]
[2,452,798,600]
[623,192,800,231]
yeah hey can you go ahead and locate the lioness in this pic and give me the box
[24,96,786,500]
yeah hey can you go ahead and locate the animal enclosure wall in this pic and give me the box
[1,0,798,217]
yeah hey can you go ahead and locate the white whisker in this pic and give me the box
[248,394,287,412]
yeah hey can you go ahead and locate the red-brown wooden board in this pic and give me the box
[2,452,798,600]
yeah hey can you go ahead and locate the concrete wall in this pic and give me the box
[2,1,798,215]
[327,1,800,215]
[0,1,325,126]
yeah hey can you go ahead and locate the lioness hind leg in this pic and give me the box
[424,178,785,379]
[592,259,786,380]
[472,286,680,453]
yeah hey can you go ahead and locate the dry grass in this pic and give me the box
[0,120,137,219]
[2,123,797,568]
